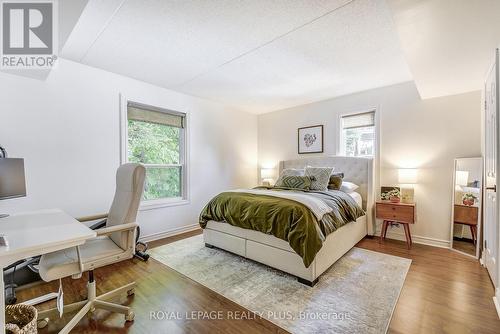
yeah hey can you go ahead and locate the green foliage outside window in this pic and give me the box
[128,120,182,200]
[144,167,181,200]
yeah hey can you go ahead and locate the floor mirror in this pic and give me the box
[450,157,483,258]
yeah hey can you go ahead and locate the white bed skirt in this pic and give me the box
[203,216,367,285]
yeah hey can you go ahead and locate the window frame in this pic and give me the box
[120,95,189,210]
[338,108,378,158]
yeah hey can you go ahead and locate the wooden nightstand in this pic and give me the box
[453,204,479,245]
[376,201,416,249]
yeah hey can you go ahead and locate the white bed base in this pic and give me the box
[204,216,367,285]
[203,156,375,286]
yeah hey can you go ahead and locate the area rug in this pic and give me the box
[150,235,411,334]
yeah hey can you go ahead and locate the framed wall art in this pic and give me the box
[298,125,323,154]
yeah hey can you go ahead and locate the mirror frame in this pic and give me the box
[450,157,483,259]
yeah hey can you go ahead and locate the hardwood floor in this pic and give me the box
[357,237,500,334]
[452,238,476,256]
[15,230,500,334]
[16,230,284,334]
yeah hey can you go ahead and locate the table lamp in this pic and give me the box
[260,168,274,186]
[455,170,469,190]
[398,168,418,203]
[0,157,27,218]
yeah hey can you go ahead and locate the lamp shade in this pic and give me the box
[261,168,274,179]
[398,169,418,184]
[455,170,469,187]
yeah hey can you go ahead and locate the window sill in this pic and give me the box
[139,198,190,211]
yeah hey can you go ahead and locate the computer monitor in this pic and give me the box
[0,158,26,200]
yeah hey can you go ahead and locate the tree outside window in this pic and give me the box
[126,103,186,201]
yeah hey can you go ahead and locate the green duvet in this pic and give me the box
[199,187,365,267]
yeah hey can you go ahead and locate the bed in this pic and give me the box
[200,156,375,286]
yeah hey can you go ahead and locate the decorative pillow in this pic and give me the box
[275,175,313,190]
[304,166,334,191]
[275,168,304,186]
[340,181,359,193]
[328,172,344,190]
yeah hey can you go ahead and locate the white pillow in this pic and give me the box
[341,181,359,193]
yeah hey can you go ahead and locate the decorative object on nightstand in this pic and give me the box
[376,201,416,249]
[398,168,418,204]
[461,192,477,206]
[260,168,275,186]
[380,186,401,203]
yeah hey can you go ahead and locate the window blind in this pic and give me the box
[127,104,184,128]
[341,111,375,130]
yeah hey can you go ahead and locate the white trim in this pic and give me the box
[119,93,190,208]
[139,223,200,243]
[379,228,451,249]
[493,297,500,319]
[139,199,190,211]
[493,287,500,319]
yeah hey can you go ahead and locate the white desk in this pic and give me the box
[0,209,96,333]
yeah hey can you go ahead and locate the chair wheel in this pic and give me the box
[127,288,135,296]
[37,318,49,329]
[125,311,135,321]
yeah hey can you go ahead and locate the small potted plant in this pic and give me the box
[388,189,401,203]
[462,193,477,206]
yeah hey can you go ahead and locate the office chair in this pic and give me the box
[36,163,145,333]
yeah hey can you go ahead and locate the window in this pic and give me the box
[125,102,187,203]
[340,111,376,157]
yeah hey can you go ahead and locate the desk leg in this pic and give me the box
[1,265,5,334]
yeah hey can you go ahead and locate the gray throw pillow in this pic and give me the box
[275,168,304,186]
[276,175,313,190]
[305,166,334,191]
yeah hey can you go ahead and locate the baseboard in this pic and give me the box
[139,223,201,243]
[493,288,500,319]
[377,227,450,249]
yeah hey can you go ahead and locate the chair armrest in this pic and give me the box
[76,213,109,222]
[95,222,138,236]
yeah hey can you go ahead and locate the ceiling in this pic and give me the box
[61,0,412,113]
[59,0,500,113]
[387,0,500,99]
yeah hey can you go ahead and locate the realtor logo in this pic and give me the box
[1,0,57,69]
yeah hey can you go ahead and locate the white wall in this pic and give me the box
[0,59,258,239]
[258,81,481,246]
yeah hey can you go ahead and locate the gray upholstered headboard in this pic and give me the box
[279,156,375,235]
